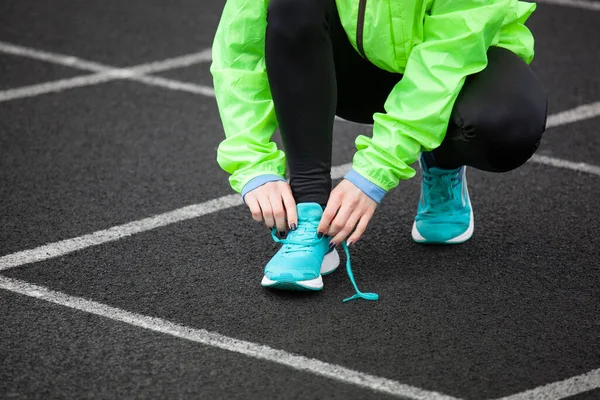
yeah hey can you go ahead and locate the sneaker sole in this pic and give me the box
[261,249,340,291]
[411,209,474,245]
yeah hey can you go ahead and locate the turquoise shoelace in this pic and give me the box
[422,168,462,214]
[340,241,379,302]
[271,229,379,303]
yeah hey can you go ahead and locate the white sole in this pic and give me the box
[261,249,340,290]
[412,209,474,244]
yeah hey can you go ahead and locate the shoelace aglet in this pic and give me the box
[343,292,379,302]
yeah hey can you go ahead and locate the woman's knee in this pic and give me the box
[267,0,327,40]
[474,98,548,172]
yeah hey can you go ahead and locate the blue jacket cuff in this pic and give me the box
[241,174,286,203]
[344,169,387,204]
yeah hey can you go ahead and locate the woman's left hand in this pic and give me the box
[317,179,378,247]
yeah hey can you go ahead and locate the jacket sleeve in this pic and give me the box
[210,0,286,194]
[350,0,520,193]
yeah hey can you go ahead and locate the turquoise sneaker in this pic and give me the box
[412,154,474,244]
[261,202,340,291]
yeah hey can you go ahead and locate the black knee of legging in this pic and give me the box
[437,99,547,172]
[433,47,548,172]
[478,100,546,172]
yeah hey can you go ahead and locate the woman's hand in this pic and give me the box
[244,181,297,235]
[317,179,377,247]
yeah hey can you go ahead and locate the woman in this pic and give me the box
[210,0,547,300]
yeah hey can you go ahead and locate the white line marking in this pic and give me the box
[130,49,212,75]
[0,102,599,270]
[531,155,600,176]
[0,41,108,72]
[0,276,461,400]
[0,195,242,271]
[331,162,353,179]
[135,75,215,97]
[0,42,213,102]
[0,71,215,102]
[0,72,123,102]
[536,0,600,11]
[0,41,212,73]
[491,368,600,400]
[546,102,600,128]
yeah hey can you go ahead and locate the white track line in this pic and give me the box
[0,71,215,103]
[0,276,461,400]
[0,42,213,102]
[531,155,600,175]
[0,41,212,74]
[0,195,242,271]
[0,72,127,102]
[491,368,600,400]
[546,101,600,128]
[0,41,108,72]
[135,75,215,97]
[130,50,212,75]
[536,0,600,11]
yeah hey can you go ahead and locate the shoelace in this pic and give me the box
[422,169,462,214]
[274,216,321,254]
[271,229,379,303]
[340,241,379,302]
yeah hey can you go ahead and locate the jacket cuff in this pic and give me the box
[344,169,387,204]
[241,174,286,203]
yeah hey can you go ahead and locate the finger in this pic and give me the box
[268,193,287,235]
[245,195,263,223]
[330,210,361,247]
[281,187,297,230]
[347,210,373,245]
[318,195,341,235]
[325,199,356,238]
[258,196,275,229]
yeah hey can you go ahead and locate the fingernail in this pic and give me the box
[290,223,297,231]
[347,240,353,247]
[329,242,337,250]
[279,231,286,238]
[317,232,323,239]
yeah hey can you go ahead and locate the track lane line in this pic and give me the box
[0,195,242,271]
[546,102,600,128]
[0,276,461,400]
[490,368,600,400]
[0,41,212,73]
[0,42,213,102]
[0,41,108,71]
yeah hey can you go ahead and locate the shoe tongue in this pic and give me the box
[296,202,324,221]
[428,167,460,176]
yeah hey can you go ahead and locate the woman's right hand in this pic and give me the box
[244,181,297,235]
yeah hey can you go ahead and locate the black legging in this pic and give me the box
[265,0,548,206]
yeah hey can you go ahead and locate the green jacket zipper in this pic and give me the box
[356,0,368,60]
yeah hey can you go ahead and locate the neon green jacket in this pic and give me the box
[211,0,536,198]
